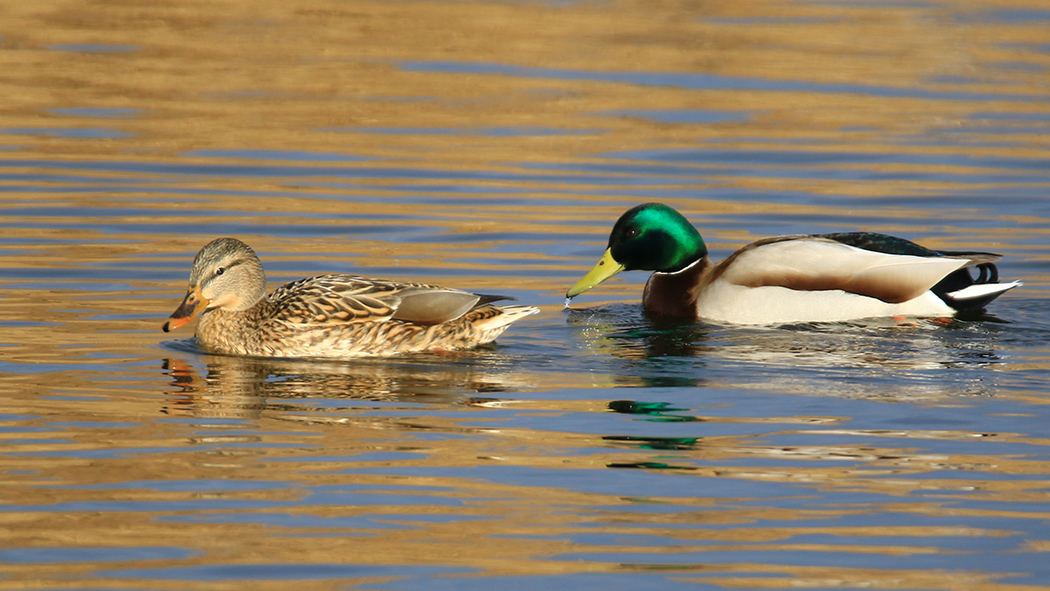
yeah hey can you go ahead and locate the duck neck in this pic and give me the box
[642,256,710,319]
[195,299,273,354]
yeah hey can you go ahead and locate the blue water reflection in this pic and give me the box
[1,0,1049,589]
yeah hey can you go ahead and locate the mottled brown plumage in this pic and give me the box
[163,238,538,358]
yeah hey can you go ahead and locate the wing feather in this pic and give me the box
[390,288,481,325]
[266,274,488,326]
[718,237,969,304]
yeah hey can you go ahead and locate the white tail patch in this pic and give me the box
[478,305,540,331]
[948,280,1022,301]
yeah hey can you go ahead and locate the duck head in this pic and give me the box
[566,203,707,298]
[163,237,268,332]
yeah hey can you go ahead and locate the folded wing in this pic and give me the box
[717,236,971,303]
[269,275,510,326]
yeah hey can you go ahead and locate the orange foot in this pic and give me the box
[891,315,918,327]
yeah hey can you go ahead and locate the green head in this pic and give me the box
[566,203,707,298]
[608,203,707,272]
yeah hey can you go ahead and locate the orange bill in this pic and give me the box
[162,285,208,332]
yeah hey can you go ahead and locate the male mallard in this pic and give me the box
[163,238,538,358]
[566,203,1020,324]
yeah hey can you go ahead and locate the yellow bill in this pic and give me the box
[566,248,626,298]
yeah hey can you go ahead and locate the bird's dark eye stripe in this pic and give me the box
[214,258,246,277]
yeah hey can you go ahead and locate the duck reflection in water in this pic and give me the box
[161,351,536,420]
[566,304,1006,400]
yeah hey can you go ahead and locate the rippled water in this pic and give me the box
[2,1,1050,589]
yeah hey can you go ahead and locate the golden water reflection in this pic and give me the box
[5,355,1046,590]
[2,0,1050,588]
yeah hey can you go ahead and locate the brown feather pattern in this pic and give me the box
[166,239,538,358]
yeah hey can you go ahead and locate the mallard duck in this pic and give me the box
[566,203,1020,324]
[163,238,539,358]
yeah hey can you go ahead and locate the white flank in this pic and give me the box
[697,282,954,324]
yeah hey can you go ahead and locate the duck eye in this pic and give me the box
[626,228,640,238]
[215,267,226,276]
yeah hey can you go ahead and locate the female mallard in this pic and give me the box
[163,238,538,358]
[566,203,1020,324]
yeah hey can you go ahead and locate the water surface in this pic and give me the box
[1,1,1049,590]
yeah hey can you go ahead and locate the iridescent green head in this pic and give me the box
[607,203,707,272]
[566,203,707,298]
